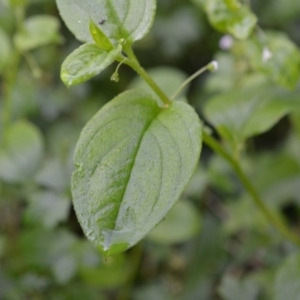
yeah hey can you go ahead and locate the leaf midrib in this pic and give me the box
[110,107,163,235]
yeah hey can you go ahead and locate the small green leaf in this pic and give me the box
[56,0,156,45]
[89,19,113,51]
[147,200,201,244]
[14,15,63,51]
[35,157,69,192]
[273,255,300,300]
[24,191,70,229]
[0,26,11,73]
[218,274,260,300]
[204,0,257,39]
[237,31,300,89]
[0,120,44,183]
[61,43,122,86]
[72,90,202,256]
[204,81,300,147]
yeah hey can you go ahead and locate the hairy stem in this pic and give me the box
[123,45,171,107]
[203,131,300,248]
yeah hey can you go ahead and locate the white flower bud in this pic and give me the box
[262,47,273,63]
[208,60,219,72]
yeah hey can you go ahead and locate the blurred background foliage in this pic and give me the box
[0,0,300,299]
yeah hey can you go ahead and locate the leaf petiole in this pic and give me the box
[122,45,172,107]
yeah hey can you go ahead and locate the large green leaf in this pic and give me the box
[204,81,300,147]
[273,255,300,300]
[56,0,156,45]
[61,43,122,86]
[72,90,202,256]
[0,26,11,73]
[0,121,44,183]
[14,15,63,51]
[204,0,257,39]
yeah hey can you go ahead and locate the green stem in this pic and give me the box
[171,61,218,101]
[117,46,300,247]
[123,45,171,107]
[203,131,300,248]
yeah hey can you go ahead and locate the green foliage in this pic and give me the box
[203,0,257,39]
[89,19,114,51]
[14,15,62,51]
[0,121,44,183]
[204,79,300,148]
[147,200,201,244]
[235,31,300,89]
[61,43,122,86]
[72,90,202,256]
[218,274,260,300]
[1,0,300,299]
[56,0,156,45]
[24,191,70,229]
[130,67,188,103]
[274,254,300,300]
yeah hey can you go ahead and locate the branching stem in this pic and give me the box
[123,45,171,107]
[203,131,300,248]
[121,45,300,248]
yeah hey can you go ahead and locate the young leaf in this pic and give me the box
[204,81,300,147]
[72,90,202,256]
[56,0,156,45]
[204,0,257,39]
[14,15,63,51]
[0,121,44,183]
[61,43,122,86]
[89,19,113,51]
